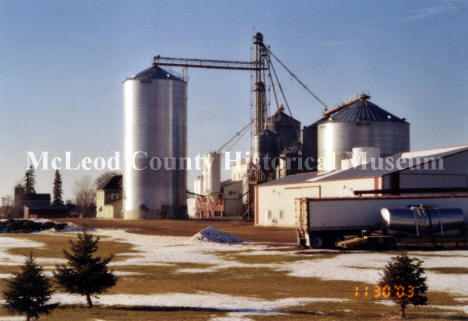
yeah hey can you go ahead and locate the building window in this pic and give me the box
[279,210,284,220]
[268,210,272,220]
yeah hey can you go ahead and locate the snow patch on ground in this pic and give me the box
[277,251,468,296]
[426,305,468,313]
[46,292,345,318]
[0,236,43,265]
[176,268,213,273]
[113,271,143,277]
[209,313,258,321]
[208,298,345,321]
[0,316,26,321]
[0,270,81,279]
[240,249,300,256]
[93,229,468,296]
[4,227,468,303]
[95,229,278,273]
[191,226,246,244]
[410,250,468,257]
[375,300,395,306]
[43,222,89,234]
[0,236,64,266]
[56,222,84,232]
[455,298,468,302]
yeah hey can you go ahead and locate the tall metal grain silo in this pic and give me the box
[202,152,221,196]
[266,107,301,150]
[316,95,409,171]
[253,129,280,167]
[123,65,187,219]
[301,123,319,171]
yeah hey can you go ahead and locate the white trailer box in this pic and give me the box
[296,195,468,248]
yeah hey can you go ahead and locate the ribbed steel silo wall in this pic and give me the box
[301,123,318,170]
[317,121,410,170]
[267,117,300,150]
[253,130,280,166]
[123,78,187,219]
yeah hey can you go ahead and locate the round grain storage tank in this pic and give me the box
[123,65,187,219]
[317,96,409,171]
[203,152,221,195]
[253,129,280,168]
[266,107,301,150]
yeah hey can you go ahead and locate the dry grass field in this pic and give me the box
[55,218,297,243]
[0,220,466,320]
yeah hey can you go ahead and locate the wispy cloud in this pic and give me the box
[325,41,351,47]
[408,1,461,20]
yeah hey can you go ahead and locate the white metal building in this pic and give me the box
[255,145,468,227]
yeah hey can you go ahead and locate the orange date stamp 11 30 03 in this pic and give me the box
[354,285,415,298]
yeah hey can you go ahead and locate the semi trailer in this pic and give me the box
[295,195,468,249]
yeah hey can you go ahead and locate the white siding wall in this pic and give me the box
[187,198,196,218]
[96,190,109,219]
[222,181,244,216]
[256,177,377,227]
[257,150,468,227]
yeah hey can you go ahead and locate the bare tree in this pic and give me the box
[74,176,96,218]
[95,171,120,190]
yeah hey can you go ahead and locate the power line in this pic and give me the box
[265,47,328,111]
[216,121,252,153]
[267,53,293,118]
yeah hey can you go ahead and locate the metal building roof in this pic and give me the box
[323,99,407,123]
[259,171,320,186]
[259,144,468,187]
[309,145,468,182]
[25,193,51,201]
[103,175,122,190]
[128,66,184,82]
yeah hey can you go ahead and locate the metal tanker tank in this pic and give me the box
[123,65,187,219]
[317,94,410,171]
[381,206,464,236]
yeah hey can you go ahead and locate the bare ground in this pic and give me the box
[56,218,297,244]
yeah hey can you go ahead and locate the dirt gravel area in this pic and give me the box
[55,218,297,244]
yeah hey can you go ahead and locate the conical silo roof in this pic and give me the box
[128,65,184,82]
[328,99,407,123]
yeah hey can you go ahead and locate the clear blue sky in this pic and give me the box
[1,0,467,200]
